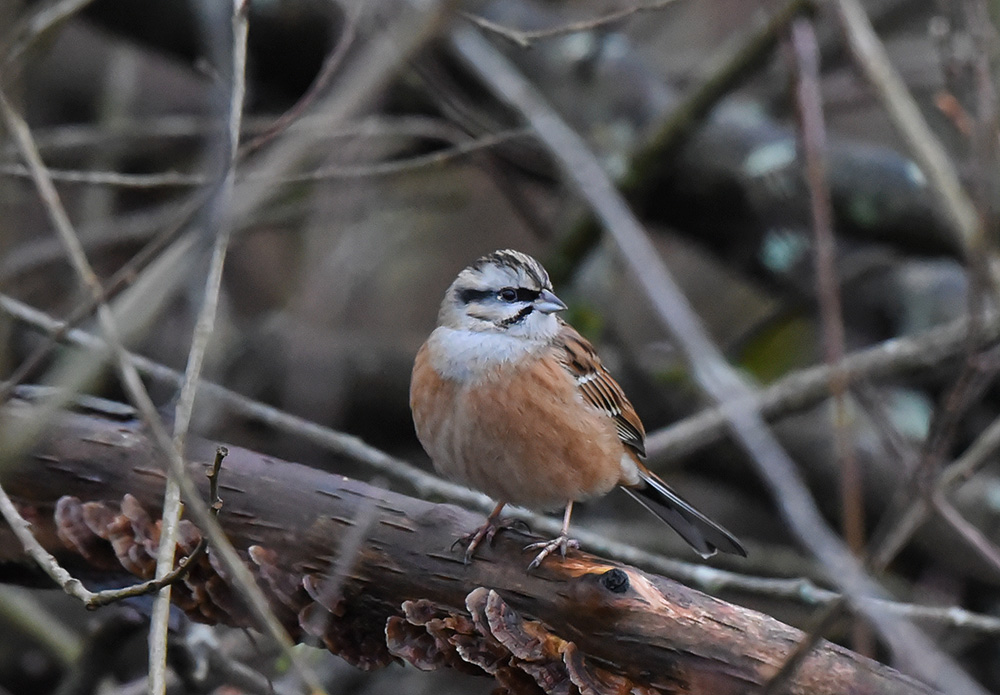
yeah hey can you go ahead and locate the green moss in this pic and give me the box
[737,316,817,384]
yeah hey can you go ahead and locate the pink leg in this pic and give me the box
[525,501,580,570]
[458,501,519,564]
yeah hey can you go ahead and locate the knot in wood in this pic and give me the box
[600,568,629,594]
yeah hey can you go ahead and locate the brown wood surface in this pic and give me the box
[0,397,938,695]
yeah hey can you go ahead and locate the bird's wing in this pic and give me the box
[553,321,746,557]
[554,320,646,456]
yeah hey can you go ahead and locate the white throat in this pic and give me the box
[428,327,548,381]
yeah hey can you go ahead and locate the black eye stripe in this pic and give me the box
[457,288,495,304]
[458,287,541,304]
[498,287,540,302]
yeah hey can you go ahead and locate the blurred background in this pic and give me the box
[2,0,1000,692]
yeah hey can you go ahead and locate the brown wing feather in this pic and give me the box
[554,320,646,456]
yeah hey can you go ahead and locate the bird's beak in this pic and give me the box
[535,289,568,314]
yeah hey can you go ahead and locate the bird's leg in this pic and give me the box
[525,501,580,570]
[455,501,528,563]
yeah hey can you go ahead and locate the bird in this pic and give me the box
[410,249,746,569]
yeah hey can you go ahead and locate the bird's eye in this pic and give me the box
[498,288,517,302]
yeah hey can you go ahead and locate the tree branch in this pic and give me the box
[0,398,939,695]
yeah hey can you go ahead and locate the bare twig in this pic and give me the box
[625,0,814,180]
[0,128,530,187]
[3,114,469,156]
[763,600,845,695]
[790,16,864,557]
[644,308,999,464]
[84,542,208,609]
[867,341,1000,567]
[0,64,328,695]
[553,0,814,283]
[460,0,681,49]
[932,492,1000,574]
[0,164,204,187]
[449,24,986,695]
[942,411,1000,489]
[772,19,867,683]
[7,305,1000,638]
[148,3,247,693]
[2,0,97,65]
[8,290,1000,637]
[1,0,456,686]
[0,479,94,603]
[831,0,985,267]
[0,192,209,405]
[208,447,226,514]
[0,475,206,610]
[240,4,360,154]
[787,17,870,666]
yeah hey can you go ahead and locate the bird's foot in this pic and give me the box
[525,534,580,570]
[454,517,530,564]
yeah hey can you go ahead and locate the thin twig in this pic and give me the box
[2,0,97,65]
[644,308,1000,464]
[2,1,454,687]
[0,475,206,611]
[942,411,1000,490]
[85,542,208,609]
[0,129,531,187]
[831,0,986,267]
[762,600,845,695]
[0,76,326,695]
[4,114,469,156]
[0,293,493,511]
[0,192,209,405]
[460,0,681,49]
[867,341,1000,567]
[449,24,987,695]
[148,3,247,693]
[240,4,360,154]
[208,446,226,513]
[552,0,814,283]
[0,479,96,603]
[769,25,848,693]
[790,16,864,557]
[0,121,507,398]
[932,492,1000,574]
[0,164,204,187]
[7,305,1000,637]
[787,16,870,669]
[302,481,380,638]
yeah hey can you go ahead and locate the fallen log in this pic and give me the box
[0,397,937,695]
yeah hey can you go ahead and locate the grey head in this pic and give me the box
[439,249,567,338]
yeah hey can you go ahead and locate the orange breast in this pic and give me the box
[411,343,624,510]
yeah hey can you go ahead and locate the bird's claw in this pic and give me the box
[454,517,532,563]
[525,534,579,570]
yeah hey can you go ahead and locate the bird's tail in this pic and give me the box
[621,463,747,558]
